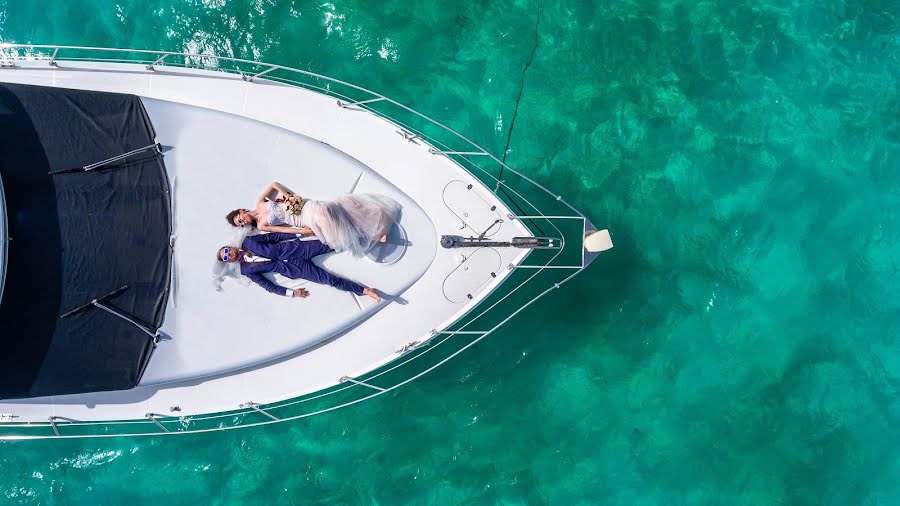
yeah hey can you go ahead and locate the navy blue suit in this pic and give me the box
[239,232,364,296]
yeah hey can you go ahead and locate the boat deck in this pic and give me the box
[143,98,438,384]
[0,62,531,421]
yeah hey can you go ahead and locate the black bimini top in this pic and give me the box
[0,83,171,400]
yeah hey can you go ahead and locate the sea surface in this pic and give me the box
[1,0,899,504]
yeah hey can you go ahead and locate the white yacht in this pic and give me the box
[0,44,612,439]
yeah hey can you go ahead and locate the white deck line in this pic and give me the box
[0,62,532,422]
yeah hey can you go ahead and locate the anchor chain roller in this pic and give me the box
[440,235,559,249]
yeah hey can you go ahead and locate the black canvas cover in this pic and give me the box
[0,83,171,399]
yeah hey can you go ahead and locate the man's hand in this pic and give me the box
[362,287,381,303]
[292,288,310,298]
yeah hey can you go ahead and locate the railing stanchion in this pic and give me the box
[146,53,169,71]
[396,130,420,143]
[507,215,586,220]
[240,402,279,421]
[48,417,60,437]
[145,413,170,433]
[510,265,582,270]
[244,65,277,82]
[339,376,386,392]
[337,97,386,109]
[0,49,16,68]
[429,148,490,156]
[49,47,59,67]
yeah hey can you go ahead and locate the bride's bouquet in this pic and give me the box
[284,194,305,216]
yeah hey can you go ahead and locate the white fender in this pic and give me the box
[584,229,613,253]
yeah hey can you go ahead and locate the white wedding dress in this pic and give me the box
[267,194,401,256]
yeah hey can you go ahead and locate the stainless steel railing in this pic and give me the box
[0,44,600,439]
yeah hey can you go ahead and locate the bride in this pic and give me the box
[226,182,401,256]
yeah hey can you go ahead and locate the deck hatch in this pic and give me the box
[442,180,503,237]
[442,247,503,303]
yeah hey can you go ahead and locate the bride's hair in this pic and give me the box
[225,209,256,228]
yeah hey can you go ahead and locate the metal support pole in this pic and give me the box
[244,65,277,82]
[336,97,385,108]
[59,286,128,318]
[49,48,59,66]
[339,376,386,392]
[58,285,159,342]
[240,402,279,421]
[83,143,160,171]
[428,149,490,156]
[48,417,60,437]
[93,302,159,339]
[145,413,170,433]
[146,53,169,71]
[51,144,161,175]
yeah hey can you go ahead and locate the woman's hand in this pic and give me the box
[256,181,292,205]
[299,226,314,236]
[272,182,293,197]
[259,224,308,235]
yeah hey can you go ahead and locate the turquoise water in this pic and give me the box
[1,0,899,503]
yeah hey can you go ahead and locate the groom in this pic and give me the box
[218,232,381,302]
